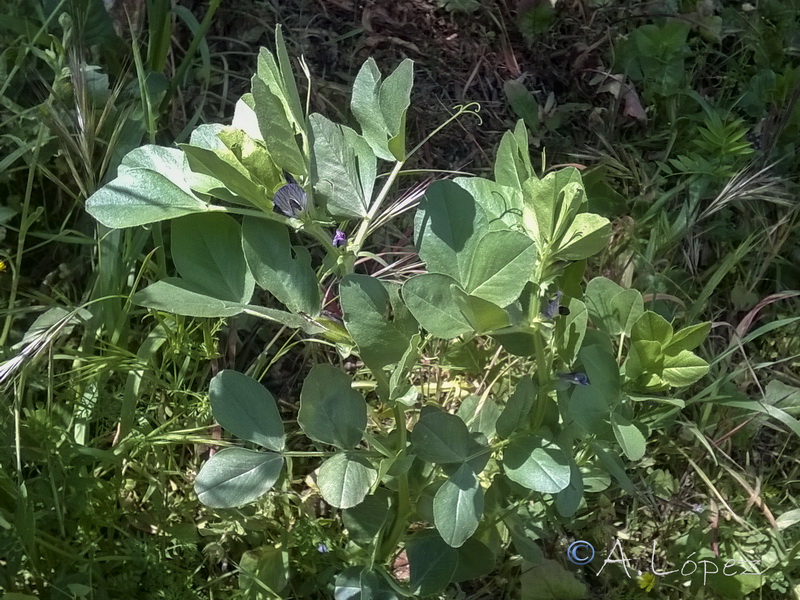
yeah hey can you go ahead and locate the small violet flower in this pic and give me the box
[317,543,329,553]
[332,229,347,248]
[542,291,569,319]
[557,372,591,386]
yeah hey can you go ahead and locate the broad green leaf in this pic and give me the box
[194,448,283,508]
[251,73,306,176]
[434,462,484,548]
[521,169,584,247]
[457,394,500,440]
[609,289,644,337]
[590,441,636,494]
[86,146,209,227]
[610,412,646,461]
[555,463,583,517]
[171,213,255,303]
[410,410,471,464]
[402,273,473,339]
[417,480,446,523]
[133,279,246,318]
[463,434,492,476]
[342,488,393,545]
[414,180,488,283]
[662,350,709,386]
[519,559,588,600]
[182,125,260,207]
[503,435,571,493]
[351,59,389,159]
[496,376,536,438]
[299,364,367,449]
[340,274,415,369]
[664,322,711,355]
[451,286,510,334]
[580,464,611,492]
[309,114,374,218]
[318,452,377,509]
[624,340,662,382]
[345,125,376,209]
[185,124,275,200]
[560,259,587,299]
[584,276,624,333]
[379,59,413,157]
[494,120,534,191]
[188,123,229,150]
[209,370,284,452]
[239,545,288,597]
[557,298,588,366]
[407,531,459,596]
[564,333,619,435]
[334,567,398,600]
[452,537,496,583]
[464,230,536,305]
[242,217,320,315]
[491,325,538,357]
[217,127,281,191]
[232,95,262,141]
[631,310,673,345]
[389,334,421,403]
[274,25,305,128]
[555,212,612,261]
[351,58,413,161]
[181,140,266,208]
[506,513,544,564]
[453,176,523,229]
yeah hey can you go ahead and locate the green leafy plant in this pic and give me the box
[83,26,713,597]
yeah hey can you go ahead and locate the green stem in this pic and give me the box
[405,102,481,160]
[530,329,550,432]
[350,160,405,258]
[527,250,552,431]
[378,403,410,562]
[211,205,336,253]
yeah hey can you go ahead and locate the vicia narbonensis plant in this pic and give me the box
[86,27,710,598]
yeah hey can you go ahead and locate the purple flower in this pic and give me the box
[557,372,590,386]
[332,229,347,248]
[542,291,569,319]
[317,543,329,553]
[273,182,307,218]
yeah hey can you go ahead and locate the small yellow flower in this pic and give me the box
[637,572,656,592]
[0,260,6,273]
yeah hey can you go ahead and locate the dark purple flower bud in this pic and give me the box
[542,291,562,319]
[273,182,307,218]
[542,291,570,319]
[557,372,590,386]
[332,229,347,248]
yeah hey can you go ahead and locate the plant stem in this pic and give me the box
[350,160,405,259]
[211,205,336,253]
[378,403,410,562]
[527,249,552,432]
